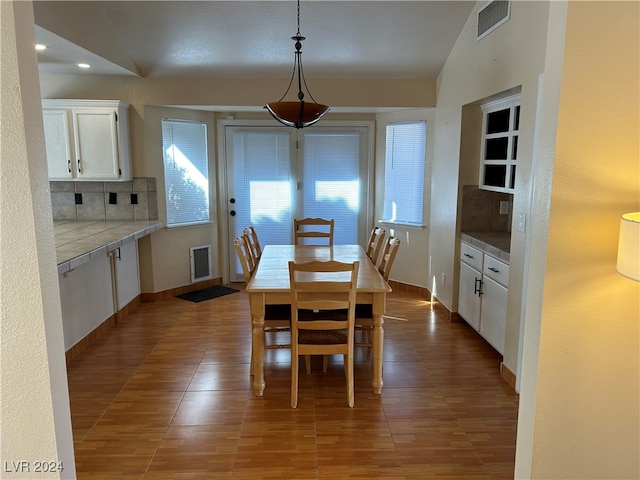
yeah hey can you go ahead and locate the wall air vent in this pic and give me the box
[477,1,511,40]
[190,244,212,283]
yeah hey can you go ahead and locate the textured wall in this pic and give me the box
[1,1,75,477]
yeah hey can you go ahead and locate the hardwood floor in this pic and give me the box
[66,286,518,479]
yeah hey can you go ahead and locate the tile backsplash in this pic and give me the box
[51,178,158,221]
[461,185,512,232]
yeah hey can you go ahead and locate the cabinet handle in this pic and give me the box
[474,277,483,296]
[77,158,81,173]
[488,267,500,273]
[463,253,474,259]
[67,159,71,173]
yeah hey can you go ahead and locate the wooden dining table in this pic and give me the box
[246,244,392,397]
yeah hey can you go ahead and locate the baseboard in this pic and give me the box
[140,277,222,302]
[115,295,142,322]
[65,314,116,365]
[388,280,429,298]
[500,362,517,391]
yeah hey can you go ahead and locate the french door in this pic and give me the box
[224,123,371,282]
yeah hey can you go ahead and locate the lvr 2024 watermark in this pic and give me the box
[4,461,64,473]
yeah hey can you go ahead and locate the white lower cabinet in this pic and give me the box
[458,261,482,331]
[458,241,509,355]
[111,239,140,311]
[59,240,140,351]
[479,276,507,353]
[58,253,114,351]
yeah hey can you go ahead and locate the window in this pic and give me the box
[161,119,209,226]
[479,94,520,193]
[382,121,426,226]
[302,131,362,244]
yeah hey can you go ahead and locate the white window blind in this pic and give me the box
[161,119,209,227]
[231,130,293,245]
[383,121,426,226]
[303,132,360,244]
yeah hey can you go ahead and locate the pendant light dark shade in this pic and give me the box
[265,1,329,129]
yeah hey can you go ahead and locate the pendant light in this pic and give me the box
[265,0,329,129]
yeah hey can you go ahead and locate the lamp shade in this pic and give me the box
[265,101,329,129]
[616,212,640,281]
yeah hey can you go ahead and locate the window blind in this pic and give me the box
[383,121,426,225]
[161,119,209,226]
[303,132,360,244]
[231,130,293,245]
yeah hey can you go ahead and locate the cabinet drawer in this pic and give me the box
[460,242,483,271]
[483,255,509,287]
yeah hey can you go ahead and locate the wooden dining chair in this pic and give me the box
[233,235,256,282]
[233,235,290,375]
[288,259,359,408]
[293,218,334,245]
[355,236,401,347]
[365,226,386,265]
[243,226,262,265]
[377,236,401,281]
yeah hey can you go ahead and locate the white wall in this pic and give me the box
[374,109,433,288]
[140,106,220,293]
[1,1,75,477]
[432,0,549,379]
[434,2,639,476]
[518,2,640,477]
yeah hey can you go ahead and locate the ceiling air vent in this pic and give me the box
[477,1,511,40]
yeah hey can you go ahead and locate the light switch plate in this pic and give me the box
[499,201,510,215]
[518,213,526,232]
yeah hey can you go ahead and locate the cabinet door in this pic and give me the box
[458,261,482,331]
[479,275,507,354]
[113,240,140,310]
[58,253,114,351]
[43,109,73,179]
[73,109,121,180]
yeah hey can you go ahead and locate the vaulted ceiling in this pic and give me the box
[33,1,475,80]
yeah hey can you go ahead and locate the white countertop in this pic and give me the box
[55,220,164,274]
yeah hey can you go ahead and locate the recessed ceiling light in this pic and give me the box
[35,44,47,51]
[77,63,92,69]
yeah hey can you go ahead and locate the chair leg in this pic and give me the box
[346,353,354,408]
[291,352,299,408]
[322,355,329,373]
[305,355,311,374]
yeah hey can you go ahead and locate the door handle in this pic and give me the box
[474,277,483,296]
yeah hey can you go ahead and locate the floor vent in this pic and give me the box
[190,244,212,283]
[477,1,511,40]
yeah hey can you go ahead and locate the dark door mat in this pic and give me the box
[176,285,239,303]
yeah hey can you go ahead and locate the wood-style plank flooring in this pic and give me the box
[66,286,518,479]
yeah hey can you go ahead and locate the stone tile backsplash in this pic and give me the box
[461,185,512,232]
[51,178,158,221]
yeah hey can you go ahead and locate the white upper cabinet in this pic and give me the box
[479,94,521,193]
[42,100,132,181]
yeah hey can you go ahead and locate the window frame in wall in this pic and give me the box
[381,120,427,227]
[479,94,521,193]
[161,118,210,227]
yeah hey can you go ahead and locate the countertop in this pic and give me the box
[55,220,164,274]
[461,231,510,263]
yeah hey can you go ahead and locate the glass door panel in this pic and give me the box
[226,127,294,281]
